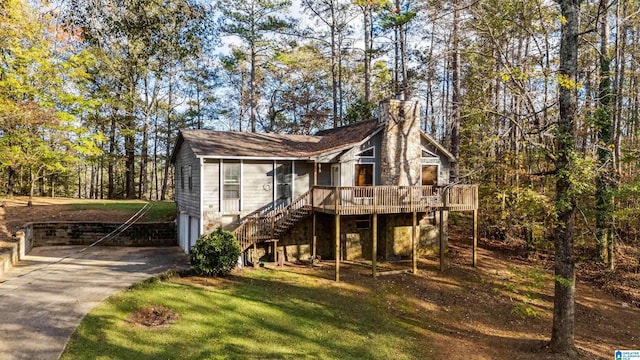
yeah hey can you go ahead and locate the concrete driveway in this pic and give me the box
[0,246,190,360]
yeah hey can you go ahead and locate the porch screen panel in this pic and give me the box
[276,161,292,205]
[223,162,240,212]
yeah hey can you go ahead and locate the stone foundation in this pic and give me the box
[267,212,447,263]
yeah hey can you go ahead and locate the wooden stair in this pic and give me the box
[232,190,313,252]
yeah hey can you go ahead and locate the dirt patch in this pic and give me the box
[126,305,180,328]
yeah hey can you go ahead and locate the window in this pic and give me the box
[422,148,438,159]
[223,162,240,199]
[355,164,373,186]
[356,146,375,158]
[421,165,438,186]
[181,165,193,190]
[276,161,292,200]
[355,216,371,230]
[187,165,192,190]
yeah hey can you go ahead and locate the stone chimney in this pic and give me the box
[378,99,421,186]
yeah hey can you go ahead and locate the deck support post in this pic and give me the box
[335,214,341,282]
[412,211,418,274]
[273,240,279,265]
[312,212,317,266]
[439,208,445,272]
[473,208,478,267]
[372,213,377,278]
[253,242,257,268]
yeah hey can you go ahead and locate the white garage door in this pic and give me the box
[178,213,189,254]
[189,217,200,251]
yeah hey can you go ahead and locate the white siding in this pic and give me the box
[242,161,274,213]
[174,143,200,218]
[202,160,220,212]
[294,161,313,197]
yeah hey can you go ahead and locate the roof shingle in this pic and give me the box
[177,120,382,159]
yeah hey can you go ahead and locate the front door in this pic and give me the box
[331,164,340,186]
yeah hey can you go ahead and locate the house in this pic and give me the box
[171,99,478,280]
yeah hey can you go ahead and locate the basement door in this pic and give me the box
[178,213,189,254]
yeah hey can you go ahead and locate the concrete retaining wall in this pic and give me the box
[23,222,177,247]
[0,230,32,279]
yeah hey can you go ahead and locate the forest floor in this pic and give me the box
[2,197,640,358]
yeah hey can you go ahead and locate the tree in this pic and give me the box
[302,0,355,128]
[353,0,389,107]
[550,0,582,355]
[594,0,615,267]
[218,0,295,132]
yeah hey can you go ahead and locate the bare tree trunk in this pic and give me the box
[250,40,257,132]
[363,5,371,103]
[394,0,400,97]
[595,0,614,265]
[124,122,136,199]
[108,114,116,199]
[7,167,14,196]
[550,0,581,356]
[450,0,461,183]
[90,164,95,199]
[331,1,339,127]
[161,63,174,201]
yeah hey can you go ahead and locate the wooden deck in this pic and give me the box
[233,185,478,252]
[312,185,478,215]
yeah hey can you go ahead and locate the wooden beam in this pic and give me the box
[412,212,418,274]
[274,240,278,265]
[253,242,257,268]
[372,213,377,278]
[439,209,445,272]
[335,214,341,282]
[377,269,411,276]
[473,209,478,267]
[312,212,317,266]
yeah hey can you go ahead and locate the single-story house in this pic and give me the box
[171,99,478,279]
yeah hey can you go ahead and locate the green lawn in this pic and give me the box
[70,201,176,222]
[61,269,434,360]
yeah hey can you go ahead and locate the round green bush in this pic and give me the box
[190,228,242,276]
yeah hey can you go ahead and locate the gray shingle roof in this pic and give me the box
[174,120,382,160]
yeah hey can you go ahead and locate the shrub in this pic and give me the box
[190,228,241,276]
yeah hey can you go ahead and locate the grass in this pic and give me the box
[70,201,176,222]
[61,269,435,360]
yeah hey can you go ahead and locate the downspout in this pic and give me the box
[199,157,204,235]
[291,161,295,200]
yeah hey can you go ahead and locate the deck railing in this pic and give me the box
[233,189,313,250]
[312,185,477,214]
[233,184,478,250]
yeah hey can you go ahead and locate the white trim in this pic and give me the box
[199,155,303,161]
[219,159,223,212]
[199,157,204,235]
[420,131,456,162]
[239,160,244,211]
[291,161,296,199]
[355,146,375,158]
[421,146,439,158]
[272,160,277,208]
